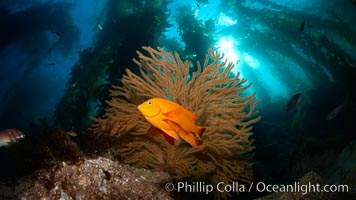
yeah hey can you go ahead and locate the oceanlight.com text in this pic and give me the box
[164,181,349,195]
[255,182,349,195]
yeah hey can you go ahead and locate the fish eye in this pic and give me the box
[148,101,152,105]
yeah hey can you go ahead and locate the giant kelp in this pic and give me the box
[54,46,113,132]
[54,0,170,132]
[92,46,260,199]
[217,0,356,185]
[0,2,79,54]
[220,0,356,92]
[0,2,80,113]
[175,5,215,64]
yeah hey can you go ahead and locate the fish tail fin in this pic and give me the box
[196,126,205,150]
[197,126,206,137]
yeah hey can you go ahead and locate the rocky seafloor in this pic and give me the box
[0,157,172,200]
[0,141,354,199]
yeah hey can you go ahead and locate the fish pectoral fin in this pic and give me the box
[162,108,197,122]
[163,109,201,133]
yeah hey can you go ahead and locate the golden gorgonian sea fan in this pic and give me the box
[92,46,260,199]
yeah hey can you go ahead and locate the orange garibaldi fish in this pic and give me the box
[137,98,205,150]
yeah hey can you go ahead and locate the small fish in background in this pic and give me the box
[299,20,305,32]
[196,3,200,9]
[137,98,205,150]
[51,31,61,39]
[97,23,103,31]
[326,104,345,120]
[70,82,77,88]
[326,95,349,120]
[67,131,77,137]
[0,128,25,147]
[287,93,303,112]
[48,63,55,66]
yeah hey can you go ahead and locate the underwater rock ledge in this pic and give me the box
[21,157,172,199]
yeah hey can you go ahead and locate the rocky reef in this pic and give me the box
[18,157,171,199]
